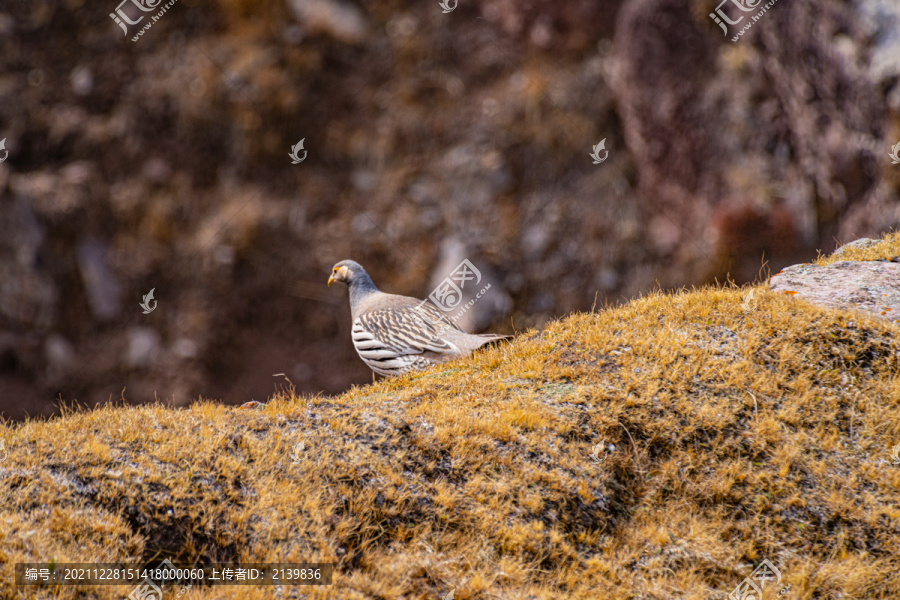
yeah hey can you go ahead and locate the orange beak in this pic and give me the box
[329,266,347,286]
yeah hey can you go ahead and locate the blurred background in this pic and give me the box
[1,0,898,420]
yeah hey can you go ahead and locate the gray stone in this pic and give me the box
[769,260,900,321]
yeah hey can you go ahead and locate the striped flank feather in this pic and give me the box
[351,306,461,376]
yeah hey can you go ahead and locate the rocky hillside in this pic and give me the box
[2,0,899,418]
[1,234,898,599]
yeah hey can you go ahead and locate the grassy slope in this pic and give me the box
[1,234,899,600]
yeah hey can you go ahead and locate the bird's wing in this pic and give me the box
[408,300,466,333]
[354,306,461,357]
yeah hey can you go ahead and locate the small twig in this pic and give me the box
[617,421,646,474]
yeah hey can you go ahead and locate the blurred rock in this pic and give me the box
[351,170,378,193]
[76,239,122,322]
[172,338,199,360]
[479,0,619,51]
[44,334,75,384]
[609,0,897,282]
[521,223,552,260]
[214,245,235,266]
[0,14,13,36]
[70,66,92,96]
[856,0,900,109]
[141,158,172,184]
[596,268,618,292]
[0,198,43,269]
[11,162,98,217]
[0,198,55,330]
[126,328,161,368]
[284,25,305,45]
[428,238,512,332]
[291,362,313,382]
[287,0,370,45]
[57,161,96,213]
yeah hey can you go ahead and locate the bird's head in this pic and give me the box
[328,260,367,287]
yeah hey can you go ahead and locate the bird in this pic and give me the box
[328,260,509,376]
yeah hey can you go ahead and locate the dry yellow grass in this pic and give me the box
[1,235,899,599]
[815,230,900,266]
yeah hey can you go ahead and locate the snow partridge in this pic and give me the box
[328,260,509,376]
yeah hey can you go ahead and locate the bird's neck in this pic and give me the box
[348,276,379,316]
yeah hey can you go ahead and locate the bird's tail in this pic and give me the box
[475,334,511,347]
